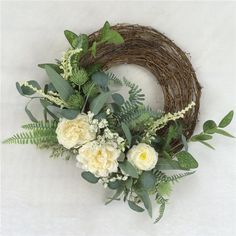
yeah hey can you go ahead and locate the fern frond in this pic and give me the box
[154,202,166,223]
[22,120,58,130]
[153,170,195,183]
[3,129,57,145]
[122,78,145,105]
[107,72,123,86]
[121,105,161,129]
[153,170,169,182]
[167,171,195,183]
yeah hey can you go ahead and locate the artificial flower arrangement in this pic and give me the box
[3,22,234,223]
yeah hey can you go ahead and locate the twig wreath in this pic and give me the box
[3,22,234,223]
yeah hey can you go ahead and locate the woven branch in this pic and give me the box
[80,24,201,152]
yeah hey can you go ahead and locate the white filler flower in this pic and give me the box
[77,141,120,177]
[56,114,96,149]
[127,143,158,171]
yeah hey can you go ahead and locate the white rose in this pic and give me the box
[76,141,120,177]
[56,114,96,149]
[127,143,158,171]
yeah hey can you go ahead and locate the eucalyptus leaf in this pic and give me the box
[40,99,59,120]
[16,80,41,96]
[128,200,145,213]
[25,105,38,122]
[219,111,234,128]
[92,72,108,88]
[81,171,98,184]
[112,93,125,105]
[108,180,122,189]
[45,65,75,101]
[125,177,133,189]
[119,160,139,178]
[47,105,79,119]
[38,63,63,74]
[176,151,198,170]
[138,171,156,190]
[90,92,111,115]
[135,188,152,217]
[105,185,124,205]
[121,122,132,146]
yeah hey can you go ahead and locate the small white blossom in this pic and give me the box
[106,108,111,115]
[98,119,108,129]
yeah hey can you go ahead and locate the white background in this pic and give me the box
[1,1,236,236]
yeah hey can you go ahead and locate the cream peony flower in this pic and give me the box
[127,143,158,171]
[56,114,96,149]
[76,141,120,177]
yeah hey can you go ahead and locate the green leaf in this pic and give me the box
[157,158,182,170]
[40,99,59,120]
[105,185,124,205]
[77,34,89,52]
[47,105,79,119]
[121,122,132,146]
[92,72,108,88]
[190,133,212,142]
[38,63,63,74]
[45,65,75,101]
[112,93,125,105]
[64,30,79,48]
[101,21,111,39]
[176,151,198,170]
[135,188,152,217]
[100,21,124,45]
[203,120,217,134]
[91,41,97,57]
[125,177,133,189]
[138,171,156,190]
[215,129,235,138]
[128,200,145,212]
[25,104,38,122]
[86,64,101,76]
[16,80,41,96]
[81,171,99,184]
[199,141,215,150]
[108,180,122,189]
[90,92,111,115]
[219,111,234,128]
[181,134,188,151]
[119,160,139,178]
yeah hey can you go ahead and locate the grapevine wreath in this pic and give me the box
[3,22,234,223]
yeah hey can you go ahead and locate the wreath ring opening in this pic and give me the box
[81,24,202,151]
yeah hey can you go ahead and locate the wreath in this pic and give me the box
[3,22,234,223]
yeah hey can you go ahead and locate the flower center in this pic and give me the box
[140,152,147,161]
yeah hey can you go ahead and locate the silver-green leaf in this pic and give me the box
[218,111,234,128]
[45,65,75,101]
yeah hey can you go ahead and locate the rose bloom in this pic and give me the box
[127,143,158,171]
[76,141,120,177]
[56,114,96,149]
